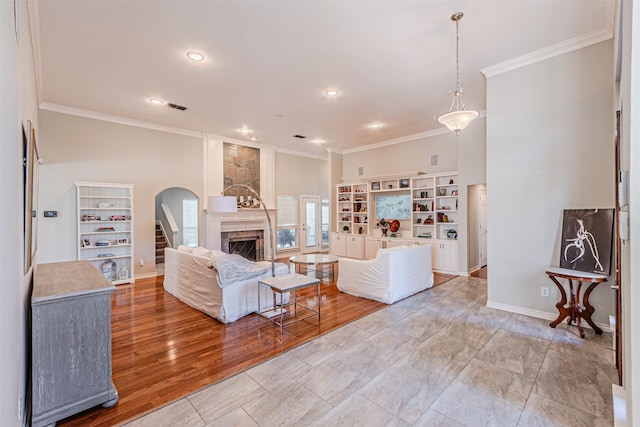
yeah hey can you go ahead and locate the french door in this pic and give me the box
[300,196,320,254]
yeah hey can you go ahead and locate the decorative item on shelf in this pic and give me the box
[110,215,126,221]
[390,233,398,238]
[97,227,115,232]
[389,219,400,233]
[376,218,391,237]
[358,227,364,235]
[117,238,129,244]
[343,225,350,233]
[95,240,111,247]
[371,182,380,191]
[445,229,458,239]
[451,190,458,196]
[416,218,422,224]
[101,259,117,281]
[97,253,115,258]
[98,202,115,208]
[449,179,454,185]
[387,184,393,189]
[423,216,434,224]
[441,206,450,210]
[400,179,410,188]
[439,188,447,196]
[82,214,101,221]
[81,238,91,247]
[118,267,129,280]
[435,12,479,134]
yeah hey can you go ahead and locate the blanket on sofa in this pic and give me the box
[208,253,274,287]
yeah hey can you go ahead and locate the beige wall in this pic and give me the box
[486,40,615,327]
[275,151,328,197]
[0,0,40,423]
[37,111,203,276]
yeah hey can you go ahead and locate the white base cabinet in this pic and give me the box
[331,233,365,259]
[432,240,458,274]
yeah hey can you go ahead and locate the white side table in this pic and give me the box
[257,273,320,333]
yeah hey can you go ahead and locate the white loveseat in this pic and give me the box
[163,246,290,323]
[337,244,434,304]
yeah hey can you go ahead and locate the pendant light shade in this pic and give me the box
[436,12,478,135]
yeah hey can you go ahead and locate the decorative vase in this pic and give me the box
[381,228,388,237]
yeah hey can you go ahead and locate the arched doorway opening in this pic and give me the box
[155,187,199,273]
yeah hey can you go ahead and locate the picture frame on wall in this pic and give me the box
[559,208,614,275]
[23,120,39,273]
[82,239,91,247]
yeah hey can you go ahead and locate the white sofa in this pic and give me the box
[163,246,290,323]
[337,244,434,304]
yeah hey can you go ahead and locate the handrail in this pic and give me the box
[160,203,179,248]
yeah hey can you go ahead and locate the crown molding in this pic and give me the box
[28,0,44,105]
[40,102,204,138]
[275,147,328,160]
[341,111,487,155]
[481,27,614,78]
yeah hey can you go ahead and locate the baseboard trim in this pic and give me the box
[486,301,611,333]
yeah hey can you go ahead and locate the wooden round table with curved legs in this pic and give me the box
[545,266,608,338]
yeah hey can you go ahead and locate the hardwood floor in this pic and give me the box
[59,269,455,426]
[470,265,487,279]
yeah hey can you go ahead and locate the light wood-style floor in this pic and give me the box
[59,266,455,426]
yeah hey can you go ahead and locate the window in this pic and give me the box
[182,198,198,247]
[276,196,298,249]
[321,198,329,247]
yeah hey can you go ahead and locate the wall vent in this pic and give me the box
[166,102,188,111]
[293,134,306,139]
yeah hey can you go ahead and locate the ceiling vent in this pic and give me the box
[293,134,306,139]
[166,102,188,111]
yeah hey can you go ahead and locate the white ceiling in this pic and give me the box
[32,0,614,156]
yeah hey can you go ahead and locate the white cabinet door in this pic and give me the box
[330,233,346,257]
[432,240,458,274]
[365,237,381,259]
[345,235,365,259]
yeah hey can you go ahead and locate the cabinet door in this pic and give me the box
[365,238,381,259]
[330,234,346,257]
[345,235,364,259]
[432,241,458,273]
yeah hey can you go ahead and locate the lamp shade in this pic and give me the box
[437,110,479,133]
[208,195,238,213]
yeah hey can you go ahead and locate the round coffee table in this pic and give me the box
[289,254,340,282]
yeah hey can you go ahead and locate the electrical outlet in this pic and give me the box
[139,259,144,267]
[541,287,550,297]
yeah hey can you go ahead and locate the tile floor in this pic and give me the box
[124,276,616,427]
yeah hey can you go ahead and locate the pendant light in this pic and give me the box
[436,12,478,134]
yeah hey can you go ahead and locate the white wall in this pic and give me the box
[486,40,615,327]
[0,0,39,424]
[274,152,328,197]
[37,111,203,277]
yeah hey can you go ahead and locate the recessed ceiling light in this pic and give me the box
[186,51,205,61]
[310,138,325,144]
[148,98,164,105]
[325,89,340,97]
[237,127,253,134]
[249,136,258,141]
[368,122,383,129]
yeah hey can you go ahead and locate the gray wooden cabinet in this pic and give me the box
[32,261,118,427]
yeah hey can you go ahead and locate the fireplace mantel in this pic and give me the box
[207,208,277,258]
